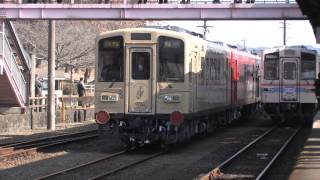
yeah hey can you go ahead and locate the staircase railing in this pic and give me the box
[0,30,27,105]
[7,21,31,70]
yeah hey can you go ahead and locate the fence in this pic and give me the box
[29,95,95,129]
[84,84,95,95]
[60,95,95,123]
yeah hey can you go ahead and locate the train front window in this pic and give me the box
[301,60,315,80]
[98,36,124,82]
[264,59,279,80]
[158,36,184,82]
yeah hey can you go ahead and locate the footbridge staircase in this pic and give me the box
[0,20,31,108]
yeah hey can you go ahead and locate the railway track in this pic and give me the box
[201,126,300,180]
[0,130,99,162]
[35,150,163,180]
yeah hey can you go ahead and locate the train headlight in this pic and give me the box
[163,95,181,103]
[101,94,118,102]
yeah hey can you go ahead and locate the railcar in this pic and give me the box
[94,27,260,147]
[262,46,318,123]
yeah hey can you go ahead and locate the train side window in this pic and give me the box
[200,57,205,84]
[206,57,210,81]
[213,52,224,80]
[158,36,184,82]
[264,59,279,80]
[210,58,214,80]
[301,59,315,80]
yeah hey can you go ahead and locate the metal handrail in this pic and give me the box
[2,0,297,4]
[8,21,32,70]
[0,31,27,104]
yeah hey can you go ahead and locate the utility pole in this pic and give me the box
[197,20,214,40]
[283,20,287,46]
[30,45,36,130]
[279,20,288,46]
[47,20,56,130]
[241,39,246,50]
[30,45,36,98]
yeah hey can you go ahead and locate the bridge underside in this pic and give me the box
[0,4,305,20]
[297,0,320,43]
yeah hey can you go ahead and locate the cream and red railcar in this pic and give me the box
[262,46,318,123]
[95,27,260,147]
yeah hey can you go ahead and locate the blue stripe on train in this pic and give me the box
[263,87,313,93]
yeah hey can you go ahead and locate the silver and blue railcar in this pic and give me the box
[262,46,318,123]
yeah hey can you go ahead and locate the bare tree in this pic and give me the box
[13,20,146,69]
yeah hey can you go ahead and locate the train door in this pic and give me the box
[192,52,198,111]
[226,57,230,105]
[280,58,298,102]
[128,48,153,113]
[231,60,238,105]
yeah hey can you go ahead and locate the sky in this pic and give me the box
[159,20,319,49]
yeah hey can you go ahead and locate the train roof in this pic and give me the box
[144,26,204,38]
[98,27,260,57]
[100,26,203,38]
[98,27,225,49]
[98,27,201,40]
[263,45,318,54]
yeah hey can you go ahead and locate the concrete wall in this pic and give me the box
[30,111,47,129]
[0,108,31,133]
[0,107,95,133]
[63,108,95,123]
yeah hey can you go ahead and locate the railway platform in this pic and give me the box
[288,111,320,180]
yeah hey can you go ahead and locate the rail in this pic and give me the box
[89,152,163,180]
[0,131,99,164]
[200,126,300,180]
[35,150,128,180]
[0,28,27,105]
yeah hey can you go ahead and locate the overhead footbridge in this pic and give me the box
[0,0,305,20]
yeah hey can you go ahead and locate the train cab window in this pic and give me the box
[132,52,150,80]
[158,36,184,82]
[98,36,124,82]
[301,60,315,80]
[264,59,279,80]
[283,62,296,80]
